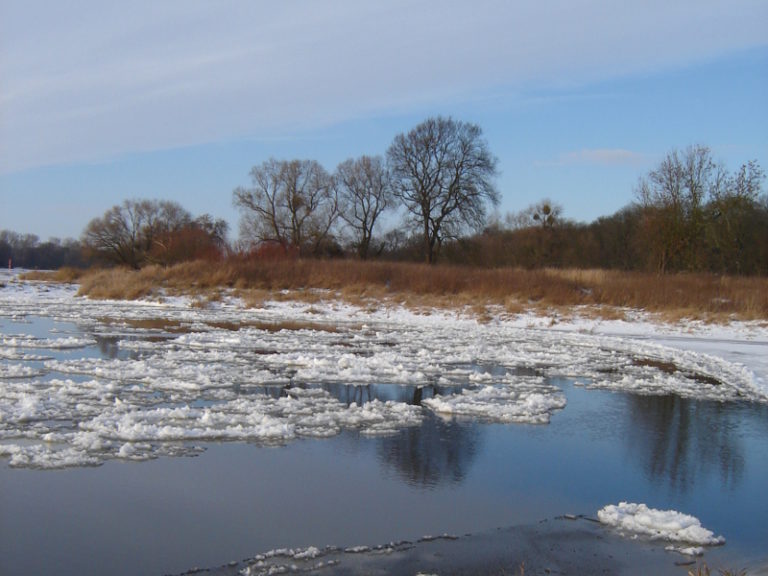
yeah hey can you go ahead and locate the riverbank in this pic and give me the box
[20,260,768,322]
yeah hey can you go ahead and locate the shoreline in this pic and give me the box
[170,515,764,576]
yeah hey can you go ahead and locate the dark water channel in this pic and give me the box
[1,318,767,575]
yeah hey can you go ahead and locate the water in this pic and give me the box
[1,315,767,575]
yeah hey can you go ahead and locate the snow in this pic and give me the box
[237,546,345,576]
[597,502,725,548]
[665,544,705,556]
[0,362,45,378]
[423,380,566,423]
[1,269,767,468]
[1,334,96,349]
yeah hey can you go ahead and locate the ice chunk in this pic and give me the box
[422,379,566,424]
[0,363,45,379]
[597,502,725,546]
[665,544,704,556]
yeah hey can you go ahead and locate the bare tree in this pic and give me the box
[707,159,765,273]
[505,199,563,230]
[81,199,222,267]
[233,159,339,256]
[636,145,720,272]
[335,155,392,259]
[386,117,499,264]
[83,200,157,268]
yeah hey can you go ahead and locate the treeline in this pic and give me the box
[230,137,767,275]
[0,231,86,270]
[8,123,767,276]
[81,116,499,269]
[442,200,768,275]
[456,147,768,275]
[232,116,498,264]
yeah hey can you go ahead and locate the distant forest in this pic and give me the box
[4,120,767,276]
[1,231,86,270]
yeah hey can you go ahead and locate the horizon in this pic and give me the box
[1,1,767,241]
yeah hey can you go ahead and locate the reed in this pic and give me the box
[55,259,768,321]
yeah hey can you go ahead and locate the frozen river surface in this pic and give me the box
[1,271,767,575]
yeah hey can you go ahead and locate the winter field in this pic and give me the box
[1,268,767,575]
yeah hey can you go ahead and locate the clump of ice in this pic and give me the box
[238,546,341,576]
[0,363,45,378]
[1,334,95,349]
[597,502,725,548]
[422,378,566,424]
[665,544,705,556]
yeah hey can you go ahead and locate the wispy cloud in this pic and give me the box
[538,148,648,167]
[1,0,766,174]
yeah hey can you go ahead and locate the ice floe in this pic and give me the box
[1,333,96,349]
[0,362,45,379]
[422,378,566,423]
[597,502,725,552]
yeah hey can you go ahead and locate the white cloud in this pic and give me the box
[1,0,766,173]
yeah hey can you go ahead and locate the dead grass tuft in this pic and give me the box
[19,267,85,283]
[76,268,157,300]
[688,562,747,576]
[206,319,340,333]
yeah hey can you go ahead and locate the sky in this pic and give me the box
[1,0,767,241]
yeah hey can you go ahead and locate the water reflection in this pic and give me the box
[92,335,143,361]
[377,415,481,488]
[625,394,750,493]
[282,381,483,488]
[280,381,467,407]
[95,335,121,359]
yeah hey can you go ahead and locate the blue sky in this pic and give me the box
[1,1,766,241]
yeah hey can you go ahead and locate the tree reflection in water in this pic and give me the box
[377,414,481,488]
[309,381,482,488]
[624,394,758,493]
[94,335,144,361]
[95,335,121,359]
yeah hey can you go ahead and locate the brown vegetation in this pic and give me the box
[25,259,767,321]
[20,267,86,283]
[687,562,747,576]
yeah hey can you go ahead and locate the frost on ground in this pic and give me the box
[1,271,766,469]
[597,502,725,555]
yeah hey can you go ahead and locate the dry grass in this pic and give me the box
[62,259,768,322]
[688,561,747,576]
[206,319,341,333]
[19,267,86,283]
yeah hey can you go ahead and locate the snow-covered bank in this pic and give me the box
[1,271,767,468]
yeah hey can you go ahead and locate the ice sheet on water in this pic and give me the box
[422,376,566,424]
[597,502,725,550]
[0,349,50,361]
[0,362,45,378]
[1,276,767,468]
[0,381,423,467]
[1,333,95,349]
